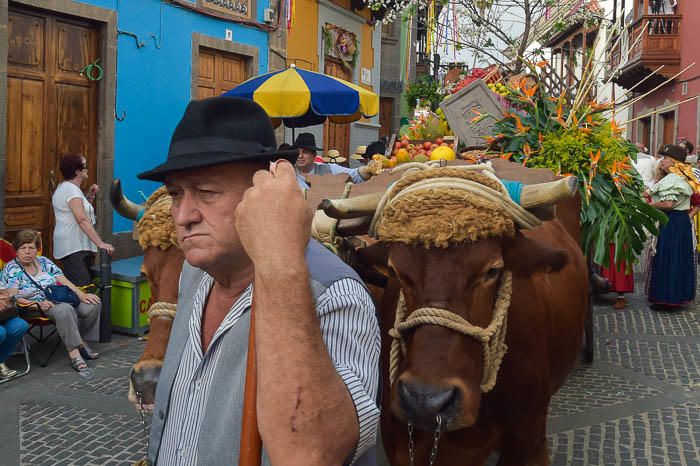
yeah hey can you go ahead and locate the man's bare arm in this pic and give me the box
[254,258,359,465]
[235,161,361,465]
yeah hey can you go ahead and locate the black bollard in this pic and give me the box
[99,248,112,343]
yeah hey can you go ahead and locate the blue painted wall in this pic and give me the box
[75,0,270,232]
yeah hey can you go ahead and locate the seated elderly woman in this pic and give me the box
[0,230,101,371]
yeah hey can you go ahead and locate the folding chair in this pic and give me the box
[19,302,62,368]
[0,336,30,385]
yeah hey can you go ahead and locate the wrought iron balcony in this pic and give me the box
[611,14,681,93]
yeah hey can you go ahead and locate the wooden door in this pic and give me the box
[379,97,394,139]
[7,8,99,257]
[323,58,351,156]
[661,112,675,147]
[196,47,248,100]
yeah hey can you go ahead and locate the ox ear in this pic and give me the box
[502,233,569,276]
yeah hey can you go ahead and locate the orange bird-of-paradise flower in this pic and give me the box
[501,152,513,160]
[586,115,601,127]
[513,114,530,135]
[522,84,538,99]
[536,60,549,69]
[522,143,534,166]
[555,101,567,127]
[611,160,633,191]
[610,120,624,135]
[589,100,613,112]
[538,132,544,143]
[484,135,505,146]
[588,150,601,183]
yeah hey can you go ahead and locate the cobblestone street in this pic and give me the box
[1,283,699,465]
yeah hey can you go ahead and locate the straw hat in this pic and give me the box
[323,149,347,164]
[350,145,367,160]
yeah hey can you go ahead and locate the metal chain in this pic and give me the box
[406,414,442,466]
[408,418,415,466]
[428,413,442,466]
[133,391,152,466]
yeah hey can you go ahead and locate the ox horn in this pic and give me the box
[520,176,578,209]
[321,177,577,220]
[110,179,145,221]
[321,191,384,219]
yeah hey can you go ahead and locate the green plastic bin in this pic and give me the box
[92,256,151,335]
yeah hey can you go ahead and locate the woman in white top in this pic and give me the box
[51,155,114,286]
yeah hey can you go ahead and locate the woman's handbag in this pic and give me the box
[16,259,81,307]
[44,285,81,306]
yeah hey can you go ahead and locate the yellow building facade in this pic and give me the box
[286,0,381,156]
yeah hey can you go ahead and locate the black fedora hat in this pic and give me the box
[366,141,387,158]
[659,144,688,163]
[292,133,322,152]
[138,97,298,182]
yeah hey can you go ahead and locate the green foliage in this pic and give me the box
[405,77,442,112]
[478,78,666,268]
[580,174,666,270]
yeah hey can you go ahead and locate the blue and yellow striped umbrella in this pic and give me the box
[223,65,379,128]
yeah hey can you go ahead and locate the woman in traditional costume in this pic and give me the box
[646,144,697,309]
[601,247,634,309]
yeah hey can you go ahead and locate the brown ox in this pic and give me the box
[110,180,184,407]
[322,162,588,465]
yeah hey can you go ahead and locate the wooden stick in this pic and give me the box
[581,22,647,113]
[577,25,619,100]
[614,62,696,114]
[239,307,262,466]
[620,95,700,125]
[569,31,604,114]
[612,65,665,104]
[602,20,648,88]
[571,22,628,114]
[574,21,642,114]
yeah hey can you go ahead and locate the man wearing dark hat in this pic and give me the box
[138,97,380,466]
[292,132,380,187]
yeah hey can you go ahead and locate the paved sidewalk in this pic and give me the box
[0,282,699,465]
[546,287,700,466]
[0,334,149,466]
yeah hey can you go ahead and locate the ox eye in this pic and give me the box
[485,267,502,280]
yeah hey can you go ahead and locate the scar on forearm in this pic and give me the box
[290,387,303,433]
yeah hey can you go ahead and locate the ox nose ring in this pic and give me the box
[398,381,457,425]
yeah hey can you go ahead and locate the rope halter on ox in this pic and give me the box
[373,163,541,393]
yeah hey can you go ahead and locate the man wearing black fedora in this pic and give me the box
[138,97,380,466]
[292,132,380,187]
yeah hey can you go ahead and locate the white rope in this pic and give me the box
[369,163,541,238]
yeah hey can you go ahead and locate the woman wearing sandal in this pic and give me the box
[0,230,101,371]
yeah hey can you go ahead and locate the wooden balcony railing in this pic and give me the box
[610,14,681,90]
